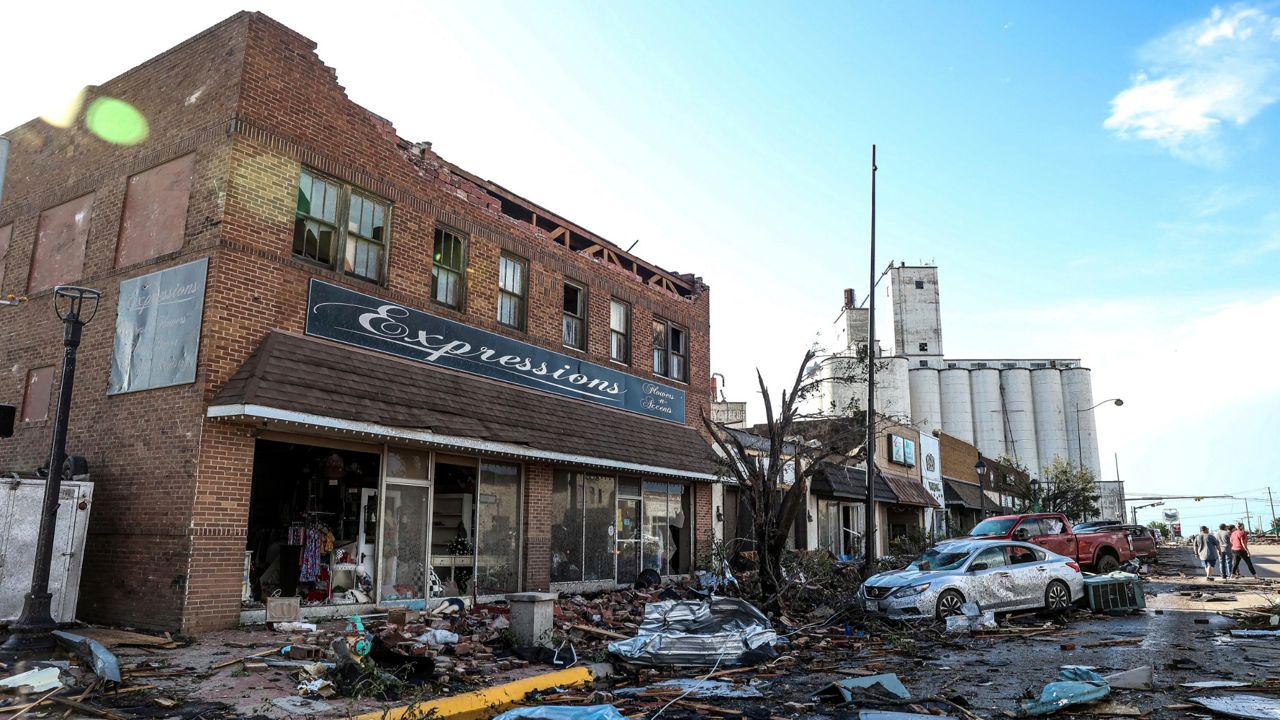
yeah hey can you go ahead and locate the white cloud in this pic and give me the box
[1104,4,1280,163]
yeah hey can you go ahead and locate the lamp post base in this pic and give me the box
[0,591,57,661]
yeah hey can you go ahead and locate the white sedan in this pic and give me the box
[858,539,1085,620]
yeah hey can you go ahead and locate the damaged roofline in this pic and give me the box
[206,403,719,482]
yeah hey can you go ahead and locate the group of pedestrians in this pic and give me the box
[1193,523,1259,580]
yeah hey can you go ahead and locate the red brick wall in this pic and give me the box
[522,464,553,592]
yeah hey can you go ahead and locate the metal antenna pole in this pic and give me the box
[1268,487,1277,534]
[1244,498,1252,532]
[864,145,877,576]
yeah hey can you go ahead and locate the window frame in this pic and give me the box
[562,279,587,351]
[609,298,631,365]
[497,251,528,330]
[292,168,391,284]
[651,317,689,383]
[431,225,469,310]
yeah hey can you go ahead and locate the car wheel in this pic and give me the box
[1044,580,1072,613]
[1095,554,1120,573]
[935,589,965,620]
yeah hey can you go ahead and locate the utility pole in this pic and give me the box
[1244,498,1252,533]
[863,144,878,577]
[1268,487,1277,534]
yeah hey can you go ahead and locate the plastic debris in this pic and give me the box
[616,678,764,699]
[1019,667,1110,716]
[51,629,123,683]
[0,667,62,693]
[493,706,628,720]
[1231,629,1280,638]
[1181,680,1251,688]
[296,678,336,698]
[1103,666,1153,690]
[1190,694,1280,719]
[945,602,998,633]
[816,674,911,702]
[606,597,778,667]
[416,629,460,646]
[274,621,318,633]
[271,696,335,715]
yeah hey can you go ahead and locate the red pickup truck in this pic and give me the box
[966,513,1135,573]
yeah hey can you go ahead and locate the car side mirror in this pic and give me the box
[969,562,989,572]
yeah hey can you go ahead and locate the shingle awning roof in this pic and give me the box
[881,471,942,508]
[944,478,985,510]
[208,331,718,480]
[810,463,897,503]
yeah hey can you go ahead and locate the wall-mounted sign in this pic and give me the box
[889,434,916,467]
[305,279,686,423]
[108,257,208,394]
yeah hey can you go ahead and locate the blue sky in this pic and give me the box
[3,1,1279,530]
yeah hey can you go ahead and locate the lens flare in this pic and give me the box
[84,97,149,145]
[40,87,88,129]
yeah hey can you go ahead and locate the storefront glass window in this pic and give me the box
[431,459,477,596]
[551,471,586,582]
[584,475,616,581]
[642,482,690,575]
[380,483,430,601]
[475,462,521,595]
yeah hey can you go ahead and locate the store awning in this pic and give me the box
[944,478,985,510]
[881,471,941,508]
[207,331,719,481]
[810,463,896,503]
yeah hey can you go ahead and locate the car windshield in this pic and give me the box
[909,547,972,572]
[969,518,1017,536]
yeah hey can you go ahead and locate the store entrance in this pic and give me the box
[245,439,380,608]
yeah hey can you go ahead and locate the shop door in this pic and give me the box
[358,488,378,586]
[378,481,432,603]
[616,497,641,584]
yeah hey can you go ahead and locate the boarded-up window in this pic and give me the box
[116,154,194,267]
[21,366,54,422]
[0,224,12,289]
[29,194,94,293]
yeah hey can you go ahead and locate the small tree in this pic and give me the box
[1008,457,1101,521]
[1147,521,1170,539]
[703,348,872,614]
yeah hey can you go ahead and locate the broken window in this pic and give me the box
[562,281,585,350]
[609,299,630,364]
[116,154,194,268]
[432,227,466,308]
[29,194,94,293]
[497,252,526,329]
[0,224,11,290]
[21,366,54,422]
[551,471,617,583]
[652,317,689,382]
[642,481,690,575]
[474,462,522,595]
[915,280,925,289]
[919,342,928,352]
[293,169,389,282]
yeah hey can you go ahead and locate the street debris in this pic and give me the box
[1020,667,1111,716]
[944,602,997,633]
[607,597,778,667]
[1190,694,1280,719]
[1181,679,1251,688]
[816,673,911,702]
[0,667,62,693]
[1102,665,1153,690]
[492,706,627,720]
[615,677,764,698]
[51,629,123,683]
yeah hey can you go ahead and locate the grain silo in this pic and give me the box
[908,367,942,434]
[1031,367,1068,473]
[969,367,1006,458]
[1000,368,1040,477]
[939,368,974,444]
[1061,367,1100,479]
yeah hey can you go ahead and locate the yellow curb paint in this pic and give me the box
[348,665,599,720]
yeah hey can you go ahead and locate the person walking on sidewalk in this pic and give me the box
[1231,525,1258,579]
[1217,524,1235,579]
[1193,526,1221,580]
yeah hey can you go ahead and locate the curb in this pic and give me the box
[348,662,613,720]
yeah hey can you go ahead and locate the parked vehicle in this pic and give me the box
[859,539,1085,620]
[1122,525,1159,561]
[966,513,1136,573]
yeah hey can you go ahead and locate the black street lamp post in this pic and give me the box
[975,459,988,520]
[1,286,100,660]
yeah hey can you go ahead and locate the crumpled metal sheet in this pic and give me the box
[1019,667,1110,716]
[606,597,778,668]
[51,630,122,683]
[493,706,627,720]
[1190,694,1280,719]
[816,673,911,702]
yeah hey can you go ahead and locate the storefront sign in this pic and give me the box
[918,434,945,536]
[306,280,687,423]
[108,258,208,394]
[889,434,916,467]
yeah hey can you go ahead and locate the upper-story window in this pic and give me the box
[293,169,388,283]
[563,281,586,350]
[432,227,467,309]
[497,252,527,329]
[609,299,631,365]
[652,317,688,382]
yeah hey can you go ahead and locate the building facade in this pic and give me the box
[0,13,717,631]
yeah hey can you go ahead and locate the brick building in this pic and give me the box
[0,12,716,631]
[938,432,1029,533]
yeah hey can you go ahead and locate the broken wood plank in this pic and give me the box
[209,647,278,671]
[569,624,629,640]
[3,688,62,720]
[47,696,129,720]
[1081,637,1144,649]
[674,700,742,717]
[75,628,178,649]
